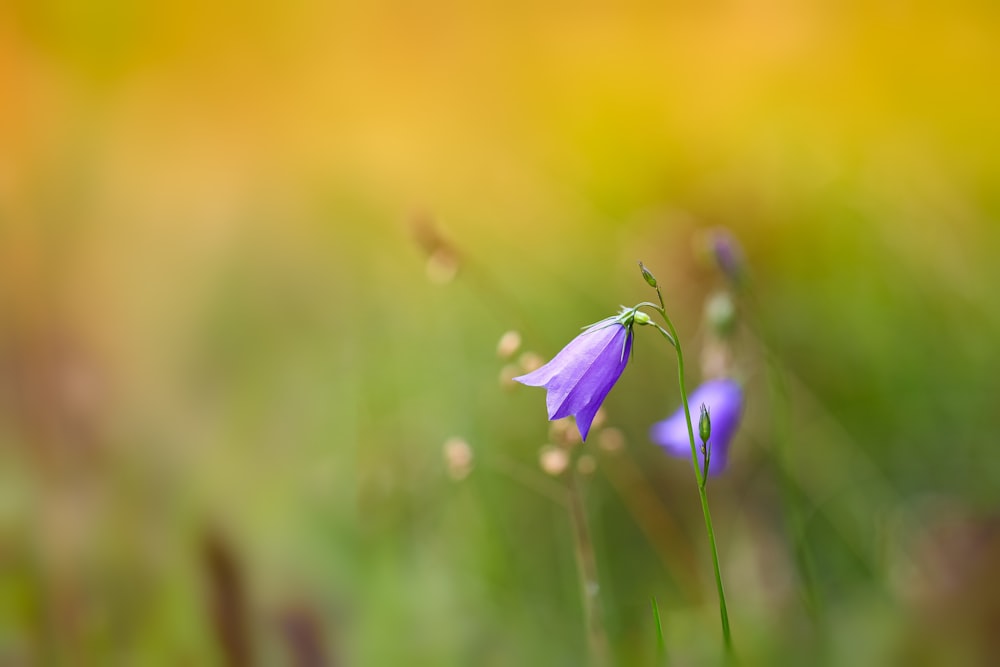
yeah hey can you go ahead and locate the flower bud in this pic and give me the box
[652,380,743,476]
[698,404,711,445]
[704,291,737,336]
[704,228,745,285]
[638,261,658,288]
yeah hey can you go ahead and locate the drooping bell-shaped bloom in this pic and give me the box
[515,317,633,441]
[650,379,743,476]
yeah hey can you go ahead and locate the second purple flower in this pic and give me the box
[650,379,744,476]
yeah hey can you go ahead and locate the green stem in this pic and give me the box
[651,597,666,664]
[764,335,824,628]
[566,467,611,666]
[650,289,733,655]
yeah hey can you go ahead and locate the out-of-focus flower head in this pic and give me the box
[443,437,474,480]
[704,291,737,337]
[539,444,570,476]
[702,228,746,286]
[496,330,522,359]
[515,308,646,441]
[650,379,743,476]
[411,212,461,284]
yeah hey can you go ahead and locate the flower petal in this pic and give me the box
[650,379,743,475]
[514,322,631,441]
[513,323,620,389]
[549,328,632,440]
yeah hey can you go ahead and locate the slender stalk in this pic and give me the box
[566,467,610,667]
[649,286,733,655]
[764,339,824,629]
[651,597,666,664]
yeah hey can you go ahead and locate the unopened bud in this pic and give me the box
[638,261,658,288]
[698,404,711,445]
[704,291,737,336]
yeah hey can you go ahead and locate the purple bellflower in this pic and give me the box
[706,228,746,285]
[515,311,641,441]
[650,379,743,476]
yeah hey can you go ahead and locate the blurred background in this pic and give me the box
[2,1,1000,664]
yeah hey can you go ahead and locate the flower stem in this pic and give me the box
[566,467,611,667]
[650,288,733,656]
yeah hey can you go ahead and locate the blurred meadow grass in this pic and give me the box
[1,1,1000,664]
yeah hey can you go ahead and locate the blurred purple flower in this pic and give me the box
[707,228,745,285]
[650,379,743,475]
[515,319,633,441]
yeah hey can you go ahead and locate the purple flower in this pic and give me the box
[706,228,745,285]
[515,319,633,441]
[650,379,743,476]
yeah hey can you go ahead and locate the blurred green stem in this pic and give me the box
[748,311,825,628]
[566,467,611,667]
[649,288,734,656]
[651,597,667,664]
